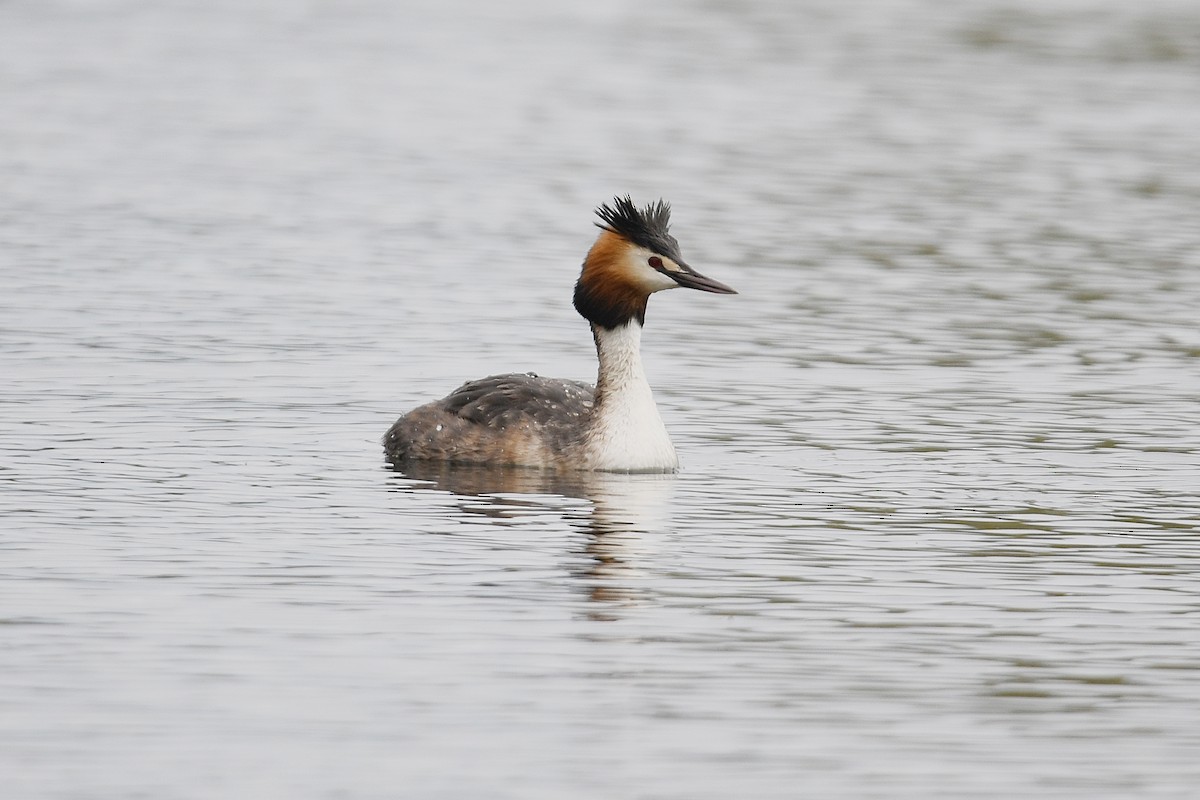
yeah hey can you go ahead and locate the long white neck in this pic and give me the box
[584,321,679,472]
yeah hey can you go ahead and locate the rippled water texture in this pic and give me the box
[2,0,1199,797]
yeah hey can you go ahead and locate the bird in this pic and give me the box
[383,196,736,472]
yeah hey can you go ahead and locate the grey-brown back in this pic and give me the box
[383,373,596,467]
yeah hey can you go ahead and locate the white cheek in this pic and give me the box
[626,252,679,292]
[644,269,680,292]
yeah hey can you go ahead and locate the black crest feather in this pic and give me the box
[595,196,682,261]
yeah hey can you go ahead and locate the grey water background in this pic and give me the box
[3,0,1199,797]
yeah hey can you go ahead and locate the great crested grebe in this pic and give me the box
[383,196,736,472]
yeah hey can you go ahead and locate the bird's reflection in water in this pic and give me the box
[387,461,675,619]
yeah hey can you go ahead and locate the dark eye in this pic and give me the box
[648,256,663,269]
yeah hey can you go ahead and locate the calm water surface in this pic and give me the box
[2,0,1199,798]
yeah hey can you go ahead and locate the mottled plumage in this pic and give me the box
[384,373,595,468]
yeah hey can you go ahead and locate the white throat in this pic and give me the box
[584,321,679,472]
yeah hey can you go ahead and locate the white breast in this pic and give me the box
[584,322,680,472]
